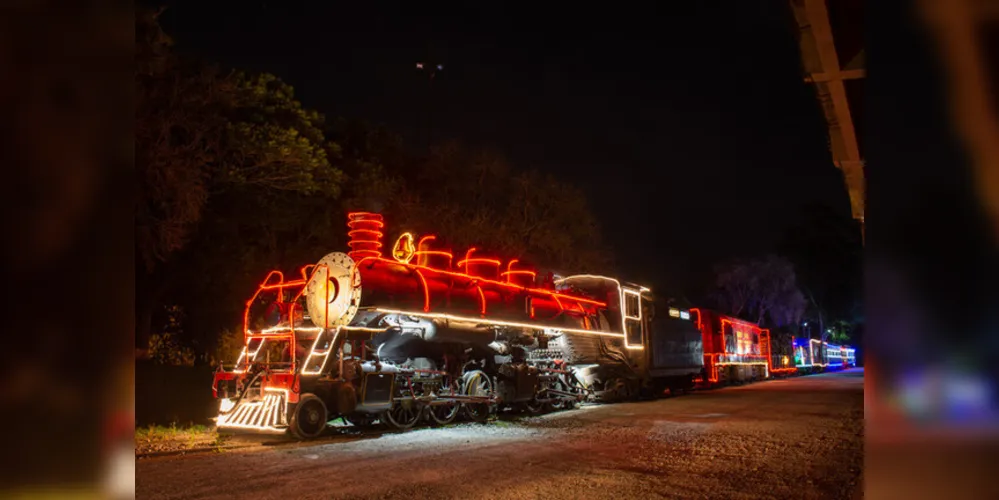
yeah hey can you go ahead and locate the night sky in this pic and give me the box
[158,1,854,300]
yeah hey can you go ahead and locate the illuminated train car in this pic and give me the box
[212,212,706,438]
[793,338,856,369]
[688,309,798,384]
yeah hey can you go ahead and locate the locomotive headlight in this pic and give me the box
[219,397,235,414]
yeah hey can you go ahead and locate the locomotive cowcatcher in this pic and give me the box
[212,212,704,439]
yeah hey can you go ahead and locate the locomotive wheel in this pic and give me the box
[551,378,576,411]
[383,400,422,430]
[622,380,638,400]
[289,394,328,440]
[461,370,493,423]
[608,378,632,402]
[548,382,565,411]
[525,380,557,414]
[426,402,460,426]
[426,377,461,425]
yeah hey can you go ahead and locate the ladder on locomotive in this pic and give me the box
[234,337,267,373]
[301,327,341,375]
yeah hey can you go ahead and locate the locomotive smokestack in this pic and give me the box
[347,212,385,260]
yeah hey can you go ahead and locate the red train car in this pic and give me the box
[689,309,797,384]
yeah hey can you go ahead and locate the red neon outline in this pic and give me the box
[415,235,453,267]
[416,250,454,258]
[300,264,314,280]
[689,307,703,330]
[258,280,306,291]
[502,259,538,283]
[414,269,430,312]
[460,258,503,267]
[417,235,435,247]
[506,259,519,274]
[458,248,477,267]
[347,212,385,260]
[456,248,502,270]
[357,257,606,308]
[476,285,487,316]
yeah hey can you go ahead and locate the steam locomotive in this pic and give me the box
[211,212,847,439]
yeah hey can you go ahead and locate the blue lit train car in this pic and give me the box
[793,338,856,370]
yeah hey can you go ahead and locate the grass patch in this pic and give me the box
[135,422,230,455]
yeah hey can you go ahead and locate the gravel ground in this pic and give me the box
[137,369,864,499]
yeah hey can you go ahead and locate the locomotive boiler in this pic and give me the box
[212,212,706,439]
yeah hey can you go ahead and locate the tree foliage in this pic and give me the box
[712,255,807,328]
[136,13,341,274]
[148,332,195,367]
[136,9,222,271]
[825,319,853,344]
[136,9,343,358]
[340,138,611,272]
[219,72,341,194]
[779,203,864,341]
[712,258,755,317]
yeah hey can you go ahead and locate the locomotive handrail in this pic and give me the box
[218,369,265,416]
[242,270,312,343]
[415,235,452,268]
[501,259,537,284]
[242,271,284,342]
[300,264,315,280]
[287,263,334,371]
[261,270,285,287]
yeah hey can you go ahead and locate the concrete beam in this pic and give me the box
[804,68,866,83]
[792,0,866,240]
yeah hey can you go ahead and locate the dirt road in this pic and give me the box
[137,369,864,499]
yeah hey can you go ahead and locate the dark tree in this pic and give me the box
[712,255,807,329]
[136,9,343,359]
[779,203,863,342]
[338,136,612,273]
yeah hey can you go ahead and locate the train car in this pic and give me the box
[688,308,801,384]
[793,338,856,370]
[644,305,704,395]
[689,308,768,384]
[211,212,706,438]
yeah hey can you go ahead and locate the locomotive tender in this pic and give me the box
[210,212,845,439]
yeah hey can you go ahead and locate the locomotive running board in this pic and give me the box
[216,389,289,434]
